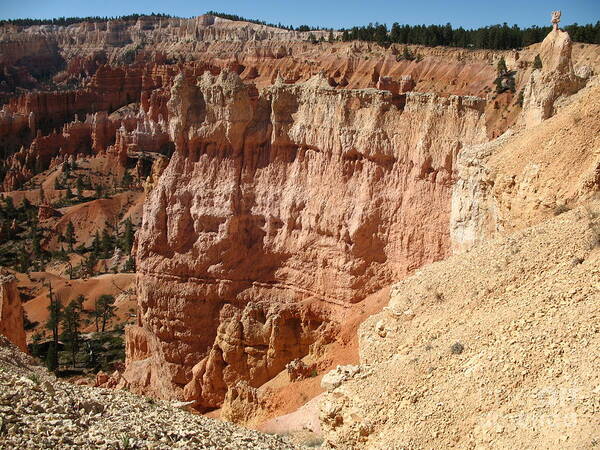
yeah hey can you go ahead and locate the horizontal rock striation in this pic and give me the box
[125,70,487,409]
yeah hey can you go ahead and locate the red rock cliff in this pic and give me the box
[124,70,487,409]
[0,274,27,353]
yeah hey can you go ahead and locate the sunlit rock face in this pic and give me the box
[0,275,26,353]
[125,70,487,409]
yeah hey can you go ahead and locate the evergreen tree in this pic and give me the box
[497,56,508,75]
[32,231,42,260]
[45,284,62,373]
[90,230,99,253]
[308,33,317,44]
[76,176,85,197]
[533,54,543,69]
[65,221,76,252]
[121,171,132,188]
[328,30,334,43]
[494,76,505,93]
[83,251,98,277]
[95,295,117,332]
[62,298,82,367]
[18,245,30,273]
[123,256,136,272]
[46,342,59,373]
[63,161,71,178]
[3,196,16,220]
[65,186,73,199]
[100,228,114,258]
[120,219,135,254]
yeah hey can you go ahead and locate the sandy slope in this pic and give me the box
[321,202,600,448]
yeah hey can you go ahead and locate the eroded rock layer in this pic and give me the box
[124,70,487,409]
[0,274,27,352]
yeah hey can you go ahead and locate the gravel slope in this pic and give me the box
[0,336,298,449]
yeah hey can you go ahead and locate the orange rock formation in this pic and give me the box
[123,69,487,409]
[0,274,27,352]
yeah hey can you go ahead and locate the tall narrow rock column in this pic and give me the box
[0,274,27,352]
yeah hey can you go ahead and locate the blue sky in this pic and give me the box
[1,0,598,29]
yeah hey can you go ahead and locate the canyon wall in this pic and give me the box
[124,70,487,409]
[0,274,27,353]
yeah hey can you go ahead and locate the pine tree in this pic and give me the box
[95,295,117,332]
[76,176,85,197]
[65,221,76,252]
[121,171,132,188]
[328,30,334,43]
[3,196,16,220]
[17,244,30,272]
[45,283,62,373]
[62,298,82,367]
[533,54,543,69]
[308,33,317,44]
[90,230,100,256]
[84,251,98,277]
[120,219,135,253]
[123,256,136,272]
[100,228,114,258]
[497,56,508,76]
[65,186,73,199]
[32,231,42,260]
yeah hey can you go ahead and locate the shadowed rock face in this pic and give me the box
[124,70,487,409]
[0,275,26,352]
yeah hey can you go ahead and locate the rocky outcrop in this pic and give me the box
[451,28,599,253]
[183,301,332,410]
[451,76,600,253]
[124,70,487,410]
[521,29,586,127]
[0,274,27,352]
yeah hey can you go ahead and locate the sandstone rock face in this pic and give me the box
[125,70,487,409]
[0,274,27,352]
[286,358,317,381]
[521,29,585,127]
[321,365,361,391]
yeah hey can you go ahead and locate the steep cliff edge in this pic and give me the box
[0,274,27,352]
[321,203,600,448]
[319,28,600,448]
[124,70,487,410]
